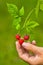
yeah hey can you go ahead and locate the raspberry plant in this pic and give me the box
[7,0,43,38]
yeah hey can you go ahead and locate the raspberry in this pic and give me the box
[19,39,24,45]
[24,35,29,40]
[16,34,20,40]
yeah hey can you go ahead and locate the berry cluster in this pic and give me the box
[16,34,29,45]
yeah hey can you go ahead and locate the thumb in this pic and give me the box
[22,42,39,54]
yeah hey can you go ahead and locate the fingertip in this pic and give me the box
[22,42,27,46]
[32,40,36,45]
[32,40,36,43]
[22,42,30,48]
[16,41,18,44]
[16,41,18,46]
[16,41,20,47]
[16,41,21,49]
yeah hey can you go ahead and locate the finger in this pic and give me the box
[18,52,32,64]
[16,41,29,56]
[32,40,36,45]
[27,55,39,65]
[16,41,39,65]
[22,42,39,54]
[20,53,39,65]
[16,41,30,59]
[16,41,24,55]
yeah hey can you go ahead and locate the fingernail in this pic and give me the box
[16,41,18,45]
[33,40,36,42]
[22,42,26,47]
[32,40,36,43]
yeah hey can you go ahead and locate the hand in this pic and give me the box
[16,41,43,65]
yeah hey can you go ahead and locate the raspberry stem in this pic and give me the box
[23,8,35,29]
[17,8,35,35]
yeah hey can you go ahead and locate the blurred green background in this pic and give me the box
[0,0,43,65]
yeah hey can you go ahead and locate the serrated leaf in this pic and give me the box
[40,3,43,11]
[26,27,34,34]
[19,6,24,16]
[26,21,39,34]
[7,3,18,17]
[16,24,20,30]
[35,0,40,18]
[12,17,21,26]
[26,21,39,29]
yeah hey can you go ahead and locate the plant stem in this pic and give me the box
[17,8,35,34]
[23,8,35,28]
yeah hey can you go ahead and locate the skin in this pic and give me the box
[16,40,43,65]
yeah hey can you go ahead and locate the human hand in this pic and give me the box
[16,41,43,65]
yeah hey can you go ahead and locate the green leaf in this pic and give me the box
[35,0,40,18]
[40,3,43,11]
[7,3,18,17]
[26,21,39,34]
[26,21,39,29]
[16,24,20,30]
[12,17,21,26]
[19,6,24,16]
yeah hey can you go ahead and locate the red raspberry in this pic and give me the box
[19,39,24,45]
[24,35,29,40]
[16,34,20,40]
